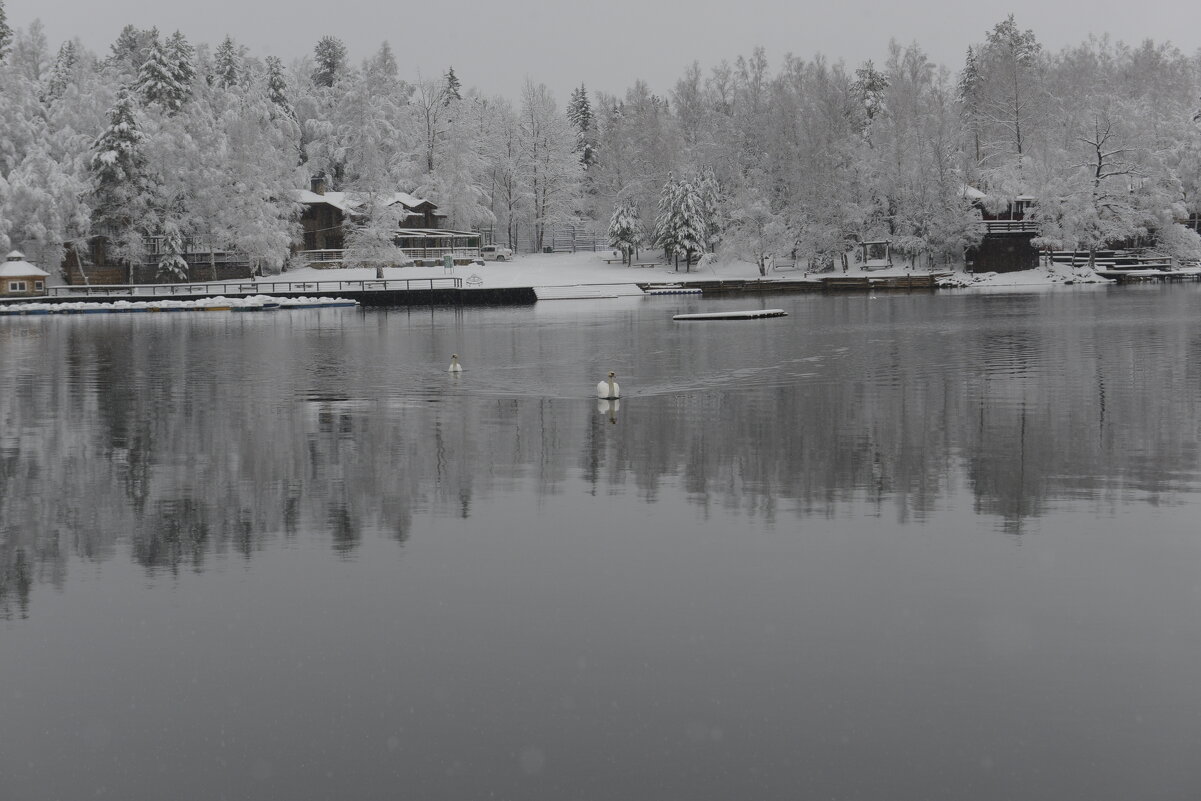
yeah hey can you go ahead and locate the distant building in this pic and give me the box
[297,177,480,267]
[963,185,1039,273]
[0,251,49,297]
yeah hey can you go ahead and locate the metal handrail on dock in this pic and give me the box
[46,277,463,298]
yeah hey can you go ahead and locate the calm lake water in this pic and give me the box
[2,284,1200,800]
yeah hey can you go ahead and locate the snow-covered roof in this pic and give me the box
[0,257,49,278]
[295,190,436,213]
[395,228,479,238]
[961,184,1036,202]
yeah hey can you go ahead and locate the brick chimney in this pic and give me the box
[310,175,327,195]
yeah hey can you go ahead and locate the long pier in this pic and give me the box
[0,271,952,311]
[1,277,537,308]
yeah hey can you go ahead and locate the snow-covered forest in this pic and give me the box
[1,4,1200,278]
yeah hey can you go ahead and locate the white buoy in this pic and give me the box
[596,371,620,399]
[448,354,462,373]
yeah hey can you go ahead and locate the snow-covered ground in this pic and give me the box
[261,251,1119,290]
[0,295,356,314]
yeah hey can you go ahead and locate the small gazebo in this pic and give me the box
[0,251,50,297]
[860,240,893,270]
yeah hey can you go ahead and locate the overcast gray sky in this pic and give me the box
[8,0,1199,102]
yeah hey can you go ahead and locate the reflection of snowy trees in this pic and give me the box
[4,298,1201,614]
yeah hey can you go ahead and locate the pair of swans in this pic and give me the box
[448,355,621,399]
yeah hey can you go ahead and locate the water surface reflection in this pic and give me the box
[1,287,1199,800]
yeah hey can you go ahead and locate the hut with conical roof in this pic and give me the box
[0,251,50,297]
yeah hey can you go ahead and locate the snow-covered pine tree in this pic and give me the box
[311,36,347,88]
[696,165,722,252]
[164,31,195,97]
[136,40,187,112]
[852,60,889,126]
[958,46,983,167]
[606,196,641,264]
[654,173,708,270]
[42,40,77,104]
[264,56,292,117]
[0,0,11,64]
[91,86,144,202]
[90,86,147,264]
[444,66,462,104]
[108,24,156,78]
[156,219,188,281]
[673,179,707,271]
[652,174,681,261]
[366,42,398,81]
[567,84,597,168]
[213,35,241,89]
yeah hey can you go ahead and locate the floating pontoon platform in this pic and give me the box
[673,309,787,320]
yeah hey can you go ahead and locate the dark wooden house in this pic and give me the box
[298,179,448,252]
[963,186,1039,273]
[296,178,482,267]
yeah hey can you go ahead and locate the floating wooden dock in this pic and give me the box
[1094,269,1201,283]
[645,286,703,295]
[818,273,947,291]
[533,284,645,300]
[673,309,787,320]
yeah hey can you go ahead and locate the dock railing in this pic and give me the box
[296,248,481,266]
[47,277,463,298]
[982,220,1039,234]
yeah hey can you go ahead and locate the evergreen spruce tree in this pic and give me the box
[156,220,189,281]
[444,66,462,104]
[311,36,347,87]
[367,42,398,80]
[697,166,722,252]
[653,175,707,272]
[567,85,597,168]
[213,35,240,89]
[109,24,156,77]
[851,60,889,125]
[652,174,681,262]
[674,180,707,272]
[607,197,641,264]
[90,87,147,258]
[42,40,78,104]
[265,56,292,117]
[164,31,195,97]
[0,0,13,64]
[136,41,187,111]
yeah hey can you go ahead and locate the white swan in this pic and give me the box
[596,371,620,399]
[448,354,462,373]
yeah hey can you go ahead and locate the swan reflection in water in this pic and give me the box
[597,398,620,424]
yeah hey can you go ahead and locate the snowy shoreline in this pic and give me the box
[264,251,1123,291]
[25,252,1201,310]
